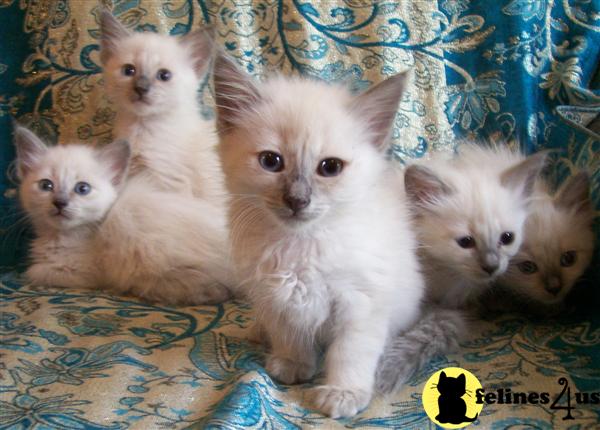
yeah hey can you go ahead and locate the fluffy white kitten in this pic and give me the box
[404,145,547,307]
[376,145,547,394]
[16,126,231,305]
[100,11,223,199]
[213,55,424,418]
[494,172,595,308]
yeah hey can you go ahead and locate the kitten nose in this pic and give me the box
[283,195,310,214]
[481,251,499,275]
[53,199,68,210]
[545,277,562,295]
[481,264,499,275]
[134,76,150,96]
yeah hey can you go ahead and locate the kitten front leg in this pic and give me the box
[26,262,96,290]
[314,308,388,418]
[264,322,317,385]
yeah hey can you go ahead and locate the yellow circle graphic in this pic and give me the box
[422,367,484,429]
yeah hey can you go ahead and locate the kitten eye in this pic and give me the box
[517,260,538,274]
[258,151,284,172]
[156,69,172,82]
[499,231,515,246]
[122,64,136,77]
[560,250,577,267]
[317,158,344,177]
[456,236,476,249]
[73,182,91,196]
[38,179,54,192]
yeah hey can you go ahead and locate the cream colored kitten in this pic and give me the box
[213,54,424,418]
[376,146,547,394]
[404,145,547,307]
[100,10,223,200]
[495,172,595,307]
[16,126,231,305]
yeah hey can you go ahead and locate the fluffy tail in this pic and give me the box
[375,306,467,394]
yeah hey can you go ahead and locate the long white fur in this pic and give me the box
[376,144,548,394]
[408,145,547,307]
[100,11,224,201]
[214,56,424,418]
[16,128,231,305]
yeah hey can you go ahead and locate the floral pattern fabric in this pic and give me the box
[0,1,599,429]
[2,274,600,429]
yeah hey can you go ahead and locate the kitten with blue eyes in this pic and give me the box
[213,54,425,418]
[15,125,231,305]
[404,145,547,307]
[376,145,547,394]
[100,10,224,200]
[491,172,595,311]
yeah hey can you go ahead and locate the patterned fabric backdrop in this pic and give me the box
[0,1,599,429]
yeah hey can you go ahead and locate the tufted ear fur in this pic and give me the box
[212,51,261,134]
[554,172,594,219]
[350,71,410,151]
[13,123,48,179]
[404,164,453,209]
[97,139,131,186]
[500,151,548,198]
[180,26,215,76]
[99,9,131,65]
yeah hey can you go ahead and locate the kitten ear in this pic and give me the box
[457,374,466,384]
[180,27,215,76]
[554,172,593,216]
[99,9,130,65]
[439,371,447,380]
[404,165,453,208]
[500,151,547,198]
[98,140,131,186]
[13,123,48,179]
[212,51,261,134]
[350,71,410,150]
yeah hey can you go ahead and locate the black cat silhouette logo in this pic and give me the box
[422,367,484,429]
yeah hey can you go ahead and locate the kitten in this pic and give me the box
[15,125,127,289]
[376,146,547,394]
[100,10,223,200]
[16,125,231,305]
[404,145,547,308]
[213,54,425,418]
[491,172,595,311]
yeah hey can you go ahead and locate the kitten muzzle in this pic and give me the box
[134,76,151,98]
[479,251,500,276]
[283,177,312,215]
[544,275,562,295]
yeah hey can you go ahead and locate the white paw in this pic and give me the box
[191,284,232,305]
[313,385,371,418]
[266,355,315,384]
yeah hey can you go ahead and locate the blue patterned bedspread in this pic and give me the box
[0,1,599,428]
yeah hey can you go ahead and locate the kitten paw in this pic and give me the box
[266,355,315,385]
[190,284,232,305]
[313,385,371,418]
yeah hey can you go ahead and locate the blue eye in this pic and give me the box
[156,68,172,81]
[74,182,91,195]
[456,236,476,249]
[318,158,344,177]
[38,179,54,192]
[258,151,284,172]
[122,64,136,76]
